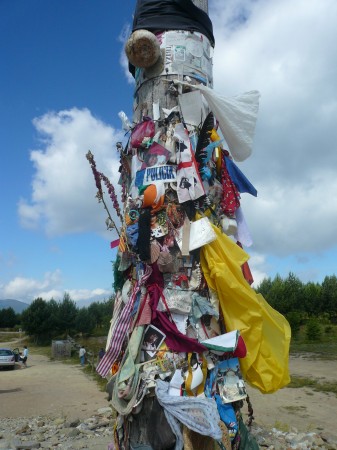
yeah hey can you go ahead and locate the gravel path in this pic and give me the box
[1,348,337,449]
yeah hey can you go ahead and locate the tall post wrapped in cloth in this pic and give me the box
[86,1,291,449]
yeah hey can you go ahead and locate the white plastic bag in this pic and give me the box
[197,86,260,162]
[175,82,260,162]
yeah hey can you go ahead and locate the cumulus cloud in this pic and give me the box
[1,270,62,300]
[18,108,125,237]
[0,270,111,303]
[118,23,134,85]
[14,0,336,302]
[208,0,337,258]
[36,288,111,303]
[248,253,269,288]
[241,172,337,255]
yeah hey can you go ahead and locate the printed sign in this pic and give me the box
[135,165,177,187]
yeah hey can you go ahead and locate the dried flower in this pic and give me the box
[86,150,123,236]
[86,150,103,195]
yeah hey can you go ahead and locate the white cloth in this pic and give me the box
[155,379,222,447]
[79,348,86,357]
[235,206,253,247]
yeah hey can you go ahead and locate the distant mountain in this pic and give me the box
[0,299,29,313]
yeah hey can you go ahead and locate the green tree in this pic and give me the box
[87,296,115,331]
[306,318,322,341]
[75,308,95,335]
[47,298,61,334]
[256,277,273,299]
[21,298,57,343]
[88,301,104,328]
[262,274,287,312]
[302,282,322,315]
[57,293,77,336]
[285,311,302,337]
[321,275,337,321]
[283,272,304,312]
[0,307,18,328]
[100,295,115,332]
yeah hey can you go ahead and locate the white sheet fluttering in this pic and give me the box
[176,81,260,162]
[155,379,222,450]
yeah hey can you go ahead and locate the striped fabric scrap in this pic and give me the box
[96,265,152,377]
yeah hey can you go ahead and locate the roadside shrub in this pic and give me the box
[319,313,331,325]
[306,319,322,341]
[286,312,303,338]
[324,325,333,334]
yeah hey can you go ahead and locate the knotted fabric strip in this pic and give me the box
[97,265,152,377]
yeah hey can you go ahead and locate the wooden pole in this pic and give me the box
[123,2,222,446]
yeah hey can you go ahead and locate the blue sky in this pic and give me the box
[1,0,337,304]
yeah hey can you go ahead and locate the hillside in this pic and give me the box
[0,299,29,313]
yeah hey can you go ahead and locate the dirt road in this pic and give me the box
[0,353,109,421]
[1,348,337,440]
[244,354,337,438]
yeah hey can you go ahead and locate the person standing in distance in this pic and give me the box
[98,348,105,361]
[79,346,86,366]
[21,345,28,368]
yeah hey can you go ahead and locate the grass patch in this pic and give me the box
[83,364,107,392]
[288,375,337,397]
[0,331,22,343]
[290,324,337,360]
[1,333,52,358]
[273,421,289,432]
[288,376,317,389]
[281,405,307,413]
[28,344,52,358]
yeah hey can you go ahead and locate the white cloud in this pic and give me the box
[1,270,62,300]
[248,252,269,288]
[208,0,337,257]
[36,288,111,303]
[14,0,336,300]
[244,171,337,254]
[18,108,125,238]
[118,23,134,85]
[0,270,111,303]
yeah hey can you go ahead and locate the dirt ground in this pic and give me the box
[244,354,337,438]
[0,352,109,421]
[1,344,337,440]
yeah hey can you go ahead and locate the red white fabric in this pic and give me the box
[96,265,152,377]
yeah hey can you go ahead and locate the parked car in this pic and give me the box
[0,348,16,370]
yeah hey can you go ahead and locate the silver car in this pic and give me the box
[0,348,16,370]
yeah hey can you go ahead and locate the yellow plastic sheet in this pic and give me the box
[200,226,291,393]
